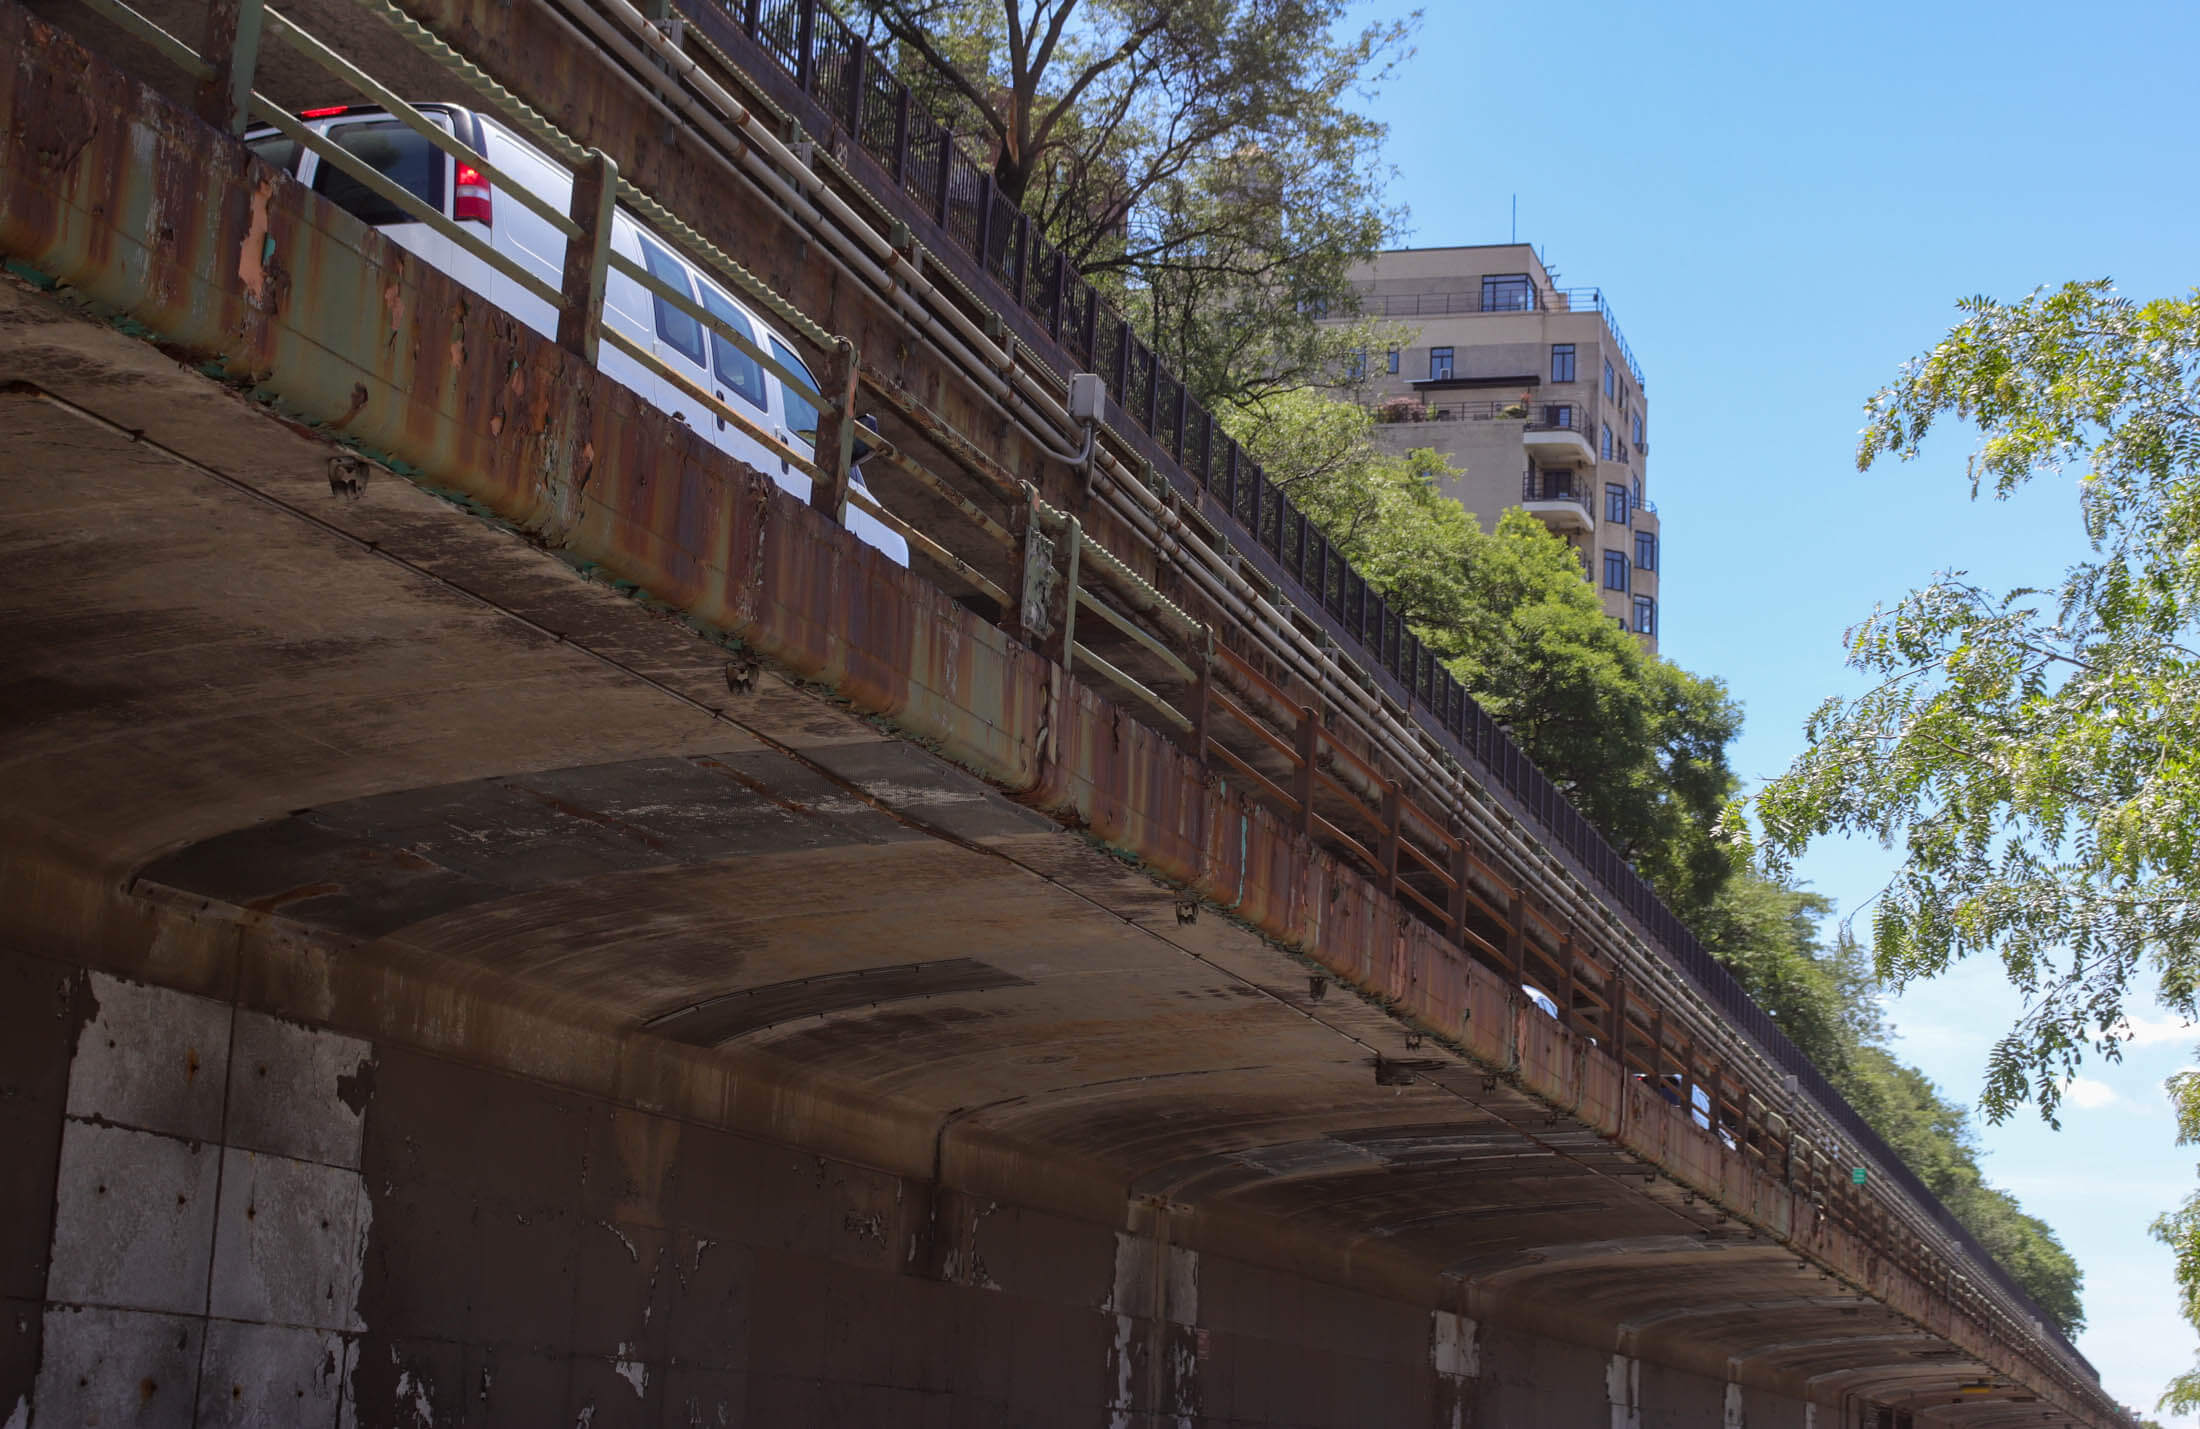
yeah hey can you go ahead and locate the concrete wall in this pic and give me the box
[1,947,1825,1427]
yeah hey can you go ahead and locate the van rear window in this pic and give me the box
[698,287,767,411]
[246,132,301,176]
[311,120,444,227]
[639,237,705,367]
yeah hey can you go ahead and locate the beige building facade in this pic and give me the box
[1330,243,1660,650]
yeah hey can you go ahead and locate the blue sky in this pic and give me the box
[1349,0,2200,1415]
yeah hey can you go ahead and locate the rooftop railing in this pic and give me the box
[1363,286,1645,388]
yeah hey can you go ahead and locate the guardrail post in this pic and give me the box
[1011,486,1056,648]
[1445,834,1469,939]
[556,150,618,364]
[1378,782,1401,899]
[845,36,868,136]
[811,340,858,524]
[197,0,266,136]
[742,0,761,31]
[891,86,912,183]
[1608,974,1628,1065]
[1188,632,1213,767]
[1112,322,1131,404]
[1290,707,1318,839]
[1058,516,1083,675]
[973,173,996,271]
[1503,888,1525,982]
[794,0,818,92]
[1010,213,1030,306]
[1080,285,1099,363]
[1557,929,1578,1034]
[1679,1031,1697,1124]
[1048,250,1068,338]
[932,132,953,228]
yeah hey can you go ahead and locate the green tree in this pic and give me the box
[1220,391,1743,920]
[1754,280,2200,1382]
[1841,1046,2086,1334]
[1703,907,2089,1334]
[1228,385,2090,1335]
[2157,1064,2200,1412]
[1758,281,2200,1122]
[844,0,1413,405]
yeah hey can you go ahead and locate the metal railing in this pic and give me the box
[1371,398,1591,431]
[1361,286,1643,387]
[1520,470,1593,517]
[48,0,2104,1395]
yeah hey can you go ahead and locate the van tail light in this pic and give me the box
[453,163,492,225]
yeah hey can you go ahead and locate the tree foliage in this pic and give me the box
[1758,281,2200,1125]
[1706,903,2089,1334]
[1220,390,1743,920]
[1220,385,2089,1335]
[844,0,1413,405]
[2155,1064,2200,1412]
[1752,280,2200,1387]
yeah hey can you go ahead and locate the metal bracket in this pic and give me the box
[1017,524,1058,643]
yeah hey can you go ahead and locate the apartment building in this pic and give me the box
[1330,243,1660,649]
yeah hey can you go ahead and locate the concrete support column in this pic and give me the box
[1104,1204,1201,1428]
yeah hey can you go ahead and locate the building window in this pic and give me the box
[1386,348,1400,375]
[1551,343,1576,383]
[1605,483,1629,524]
[1632,410,1645,448]
[1429,347,1455,381]
[1633,594,1657,636]
[1635,530,1657,571]
[1482,273,1533,312]
[1542,404,1573,429]
[1633,475,1644,509]
[1345,349,1366,380]
[1604,358,1616,398]
[1601,424,1614,460]
[1603,549,1630,592]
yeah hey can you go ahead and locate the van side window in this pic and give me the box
[638,236,705,366]
[312,120,445,226]
[698,287,767,411]
[769,337,821,443]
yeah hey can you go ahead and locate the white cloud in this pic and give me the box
[2115,1012,2199,1047]
[2063,1076,2119,1110]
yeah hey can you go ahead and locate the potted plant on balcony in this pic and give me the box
[1498,390,1531,419]
[1374,395,1426,424]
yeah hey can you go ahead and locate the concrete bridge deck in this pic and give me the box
[0,2,2122,1424]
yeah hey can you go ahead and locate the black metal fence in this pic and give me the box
[697,0,2088,1366]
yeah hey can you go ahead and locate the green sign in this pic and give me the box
[1850,1167,1868,1186]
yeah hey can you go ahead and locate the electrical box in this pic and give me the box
[1067,372,1105,425]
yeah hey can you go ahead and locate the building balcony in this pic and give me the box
[1523,424,1595,467]
[1520,470,1593,535]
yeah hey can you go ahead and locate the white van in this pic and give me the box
[245,103,907,566]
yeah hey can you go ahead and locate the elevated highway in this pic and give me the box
[0,0,2128,1423]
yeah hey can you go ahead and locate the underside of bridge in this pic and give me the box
[0,6,2118,1425]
